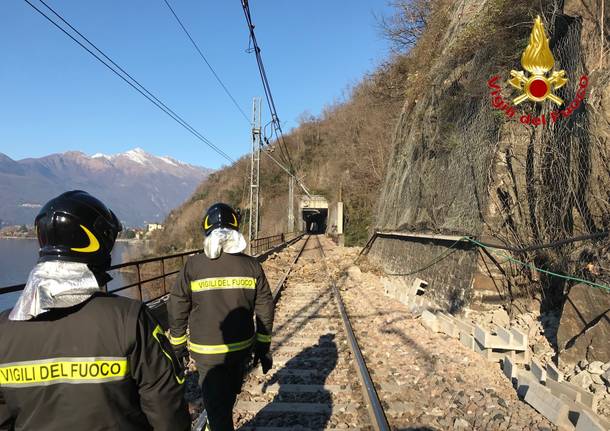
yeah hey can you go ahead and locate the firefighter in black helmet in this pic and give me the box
[168,203,274,431]
[0,190,190,431]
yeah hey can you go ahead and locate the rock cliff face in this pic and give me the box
[371,0,610,312]
[557,283,610,364]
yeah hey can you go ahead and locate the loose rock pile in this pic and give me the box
[352,246,610,428]
[465,305,610,422]
[323,242,557,430]
[565,360,610,418]
[260,241,304,288]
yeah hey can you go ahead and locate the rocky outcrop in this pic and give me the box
[557,283,610,364]
[372,0,610,312]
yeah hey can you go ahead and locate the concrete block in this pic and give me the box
[473,339,492,360]
[409,278,428,297]
[516,369,540,399]
[454,318,475,336]
[482,325,528,351]
[511,349,530,365]
[566,381,595,409]
[546,378,581,404]
[530,358,547,383]
[421,310,439,332]
[577,391,596,411]
[473,340,516,365]
[496,325,513,345]
[523,380,573,429]
[381,277,394,297]
[557,394,610,431]
[546,362,564,382]
[474,325,494,348]
[545,378,597,410]
[475,345,529,364]
[406,302,424,316]
[502,355,517,383]
[459,332,475,350]
[575,410,606,431]
[436,313,459,338]
[511,328,527,349]
[475,325,524,350]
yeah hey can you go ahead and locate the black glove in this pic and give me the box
[173,345,189,366]
[253,342,273,374]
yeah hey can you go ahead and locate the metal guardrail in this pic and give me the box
[0,232,305,307]
[0,248,204,305]
[250,231,302,256]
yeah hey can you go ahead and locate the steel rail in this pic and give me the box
[314,235,391,431]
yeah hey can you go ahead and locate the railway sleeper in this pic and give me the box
[235,401,360,415]
[271,346,348,356]
[243,383,352,394]
[240,427,362,431]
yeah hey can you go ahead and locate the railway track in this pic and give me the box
[233,235,389,431]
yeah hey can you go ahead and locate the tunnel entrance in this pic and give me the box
[300,195,328,234]
[302,208,328,233]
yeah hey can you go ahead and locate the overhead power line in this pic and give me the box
[24,0,235,164]
[162,0,251,124]
[240,0,296,175]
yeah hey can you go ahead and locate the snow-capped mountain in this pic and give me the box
[91,148,191,168]
[0,149,213,227]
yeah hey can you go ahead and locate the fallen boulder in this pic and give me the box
[557,283,610,365]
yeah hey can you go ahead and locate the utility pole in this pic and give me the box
[288,176,294,232]
[248,97,262,254]
[601,0,605,70]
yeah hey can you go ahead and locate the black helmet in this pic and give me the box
[35,190,122,269]
[203,203,240,236]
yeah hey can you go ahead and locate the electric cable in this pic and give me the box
[385,237,466,276]
[356,231,610,293]
[468,237,610,293]
[162,0,250,124]
[262,148,295,178]
[24,0,235,163]
[359,230,608,258]
[473,231,608,253]
[240,0,296,174]
[239,0,313,197]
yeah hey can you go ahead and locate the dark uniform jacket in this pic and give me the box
[0,293,190,431]
[168,252,274,366]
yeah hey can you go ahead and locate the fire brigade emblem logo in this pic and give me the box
[508,16,567,105]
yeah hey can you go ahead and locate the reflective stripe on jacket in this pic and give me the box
[0,293,190,431]
[168,252,274,366]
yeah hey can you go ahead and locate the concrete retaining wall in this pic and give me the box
[369,236,477,312]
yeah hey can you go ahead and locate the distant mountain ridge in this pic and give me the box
[0,148,213,227]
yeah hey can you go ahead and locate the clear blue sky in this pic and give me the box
[0,0,393,169]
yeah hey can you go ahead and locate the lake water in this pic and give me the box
[0,239,149,312]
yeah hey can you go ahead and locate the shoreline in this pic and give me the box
[0,236,148,244]
[0,236,37,240]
